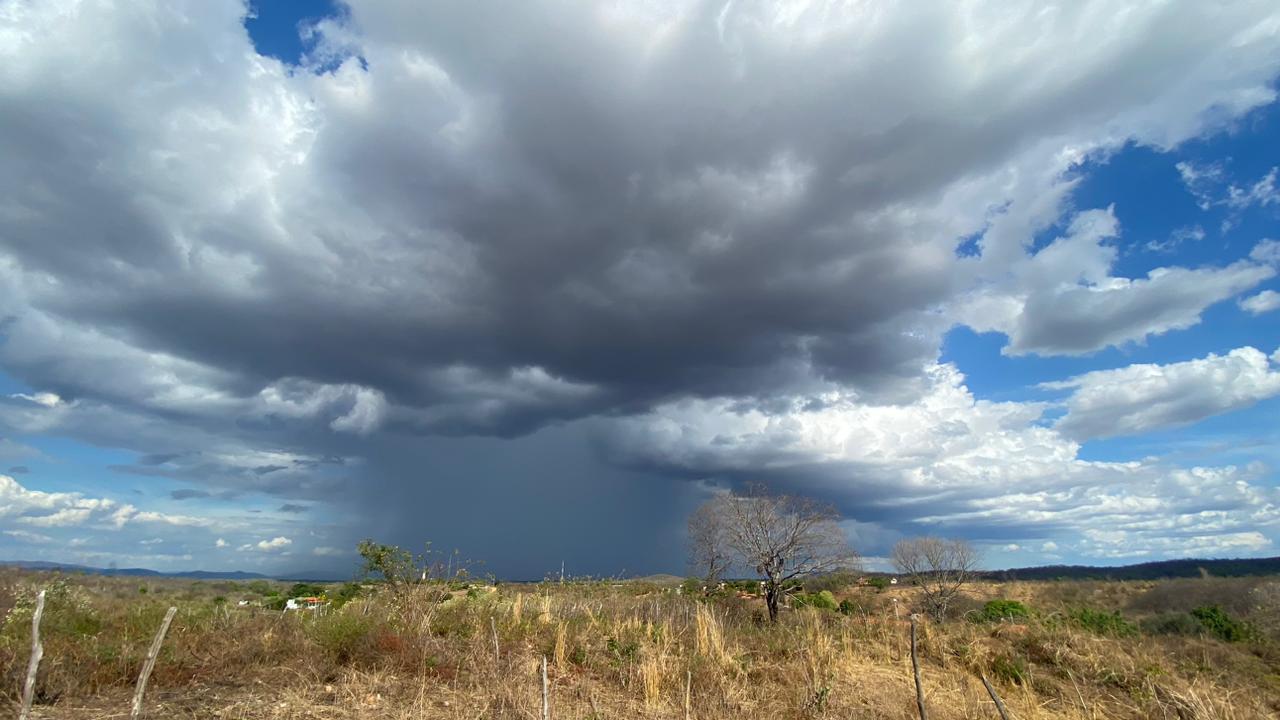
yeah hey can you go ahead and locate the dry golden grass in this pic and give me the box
[2,569,1278,719]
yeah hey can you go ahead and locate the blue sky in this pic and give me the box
[1,1,1278,578]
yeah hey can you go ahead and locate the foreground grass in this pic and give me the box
[2,570,1278,719]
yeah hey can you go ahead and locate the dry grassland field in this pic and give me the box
[3,568,1279,719]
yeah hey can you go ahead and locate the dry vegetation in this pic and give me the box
[2,568,1279,719]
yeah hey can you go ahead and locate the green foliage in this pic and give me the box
[606,636,640,662]
[680,577,704,596]
[1140,612,1203,636]
[1190,605,1254,643]
[2,580,102,641]
[309,610,374,663]
[866,576,891,591]
[991,653,1029,685]
[358,539,419,587]
[288,582,326,599]
[979,599,1030,622]
[837,599,862,616]
[262,593,287,611]
[1069,607,1137,637]
[331,582,364,607]
[247,580,274,596]
[793,590,838,611]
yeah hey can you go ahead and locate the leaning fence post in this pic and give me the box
[541,655,550,720]
[980,674,1012,720]
[18,589,46,720]
[491,615,500,665]
[684,668,692,720]
[131,606,178,719]
[910,614,928,720]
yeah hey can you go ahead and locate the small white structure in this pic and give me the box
[889,578,899,585]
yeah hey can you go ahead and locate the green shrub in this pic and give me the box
[1069,608,1137,637]
[866,576,891,591]
[979,599,1030,622]
[793,590,838,611]
[309,610,375,663]
[247,580,274,596]
[1190,605,1254,643]
[288,582,326,599]
[991,653,1029,685]
[2,579,102,640]
[331,582,364,607]
[837,599,862,616]
[1140,613,1203,636]
[606,636,640,662]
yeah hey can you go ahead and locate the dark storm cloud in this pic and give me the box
[1,0,1276,439]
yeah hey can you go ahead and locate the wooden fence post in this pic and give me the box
[910,614,928,720]
[981,674,1012,720]
[684,668,692,720]
[18,590,46,720]
[540,654,550,720]
[491,616,500,665]
[130,606,177,720]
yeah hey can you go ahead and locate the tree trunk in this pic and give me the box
[765,581,780,622]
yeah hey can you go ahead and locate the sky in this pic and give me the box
[1,0,1279,579]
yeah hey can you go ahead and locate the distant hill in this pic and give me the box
[982,556,1280,581]
[1,560,269,581]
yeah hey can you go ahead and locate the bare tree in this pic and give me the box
[891,537,980,621]
[693,484,858,622]
[687,499,733,586]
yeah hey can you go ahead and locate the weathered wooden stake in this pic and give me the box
[910,614,928,720]
[491,616,500,665]
[18,590,46,720]
[980,674,1012,720]
[684,668,692,720]
[541,654,550,720]
[130,606,177,720]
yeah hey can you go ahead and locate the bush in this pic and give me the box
[331,582,364,607]
[991,653,1029,685]
[288,583,326,599]
[1069,608,1137,637]
[309,610,375,663]
[247,580,274,596]
[866,576,891,591]
[1190,605,1254,643]
[793,590,837,611]
[1140,613,1203,636]
[979,599,1030,623]
[837,599,862,616]
[2,579,102,640]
